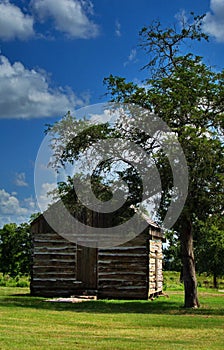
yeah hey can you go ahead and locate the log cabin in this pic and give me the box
[30,211,164,299]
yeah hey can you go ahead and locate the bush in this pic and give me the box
[0,273,29,288]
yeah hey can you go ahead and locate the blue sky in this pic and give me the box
[0,0,223,227]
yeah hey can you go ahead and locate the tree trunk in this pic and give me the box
[180,220,200,308]
[213,274,218,289]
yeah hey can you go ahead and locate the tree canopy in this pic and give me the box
[0,222,32,277]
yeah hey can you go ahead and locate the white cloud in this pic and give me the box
[14,172,28,187]
[0,182,64,227]
[115,20,121,37]
[31,0,99,39]
[24,196,37,210]
[203,0,224,42]
[0,189,40,227]
[0,182,61,227]
[0,55,87,119]
[0,189,28,216]
[124,48,137,67]
[0,189,27,215]
[0,0,34,41]
[37,182,56,211]
[128,49,137,62]
[0,0,99,42]
[90,108,119,123]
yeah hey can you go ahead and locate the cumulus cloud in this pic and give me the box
[0,189,28,216]
[0,0,34,41]
[14,172,28,187]
[0,55,87,119]
[24,196,37,210]
[0,0,99,41]
[203,0,224,42]
[0,189,40,227]
[0,182,59,227]
[31,0,99,39]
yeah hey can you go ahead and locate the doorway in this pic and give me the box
[76,245,97,289]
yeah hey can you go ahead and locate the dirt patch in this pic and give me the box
[45,295,97,303]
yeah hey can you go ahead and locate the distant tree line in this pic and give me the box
[0,213,40,278]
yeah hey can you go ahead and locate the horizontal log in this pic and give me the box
[33,233,68,240]
[34,247,76,253]
[30,285,84,297]
[32,259,76,266]
[33,252,76,257]
[33,272,76,278]
[98,280,145,287]
[98,275,145,282]
[119,238,148,247]
[98,284,147,292]
[99,270,147,276]
[33,265,76,275]
[98,264,147,270]
[98,264,147,276]
[32,277,78,281]
[99,245,146,252]
[34,241,75,248]
[98,252,146,257]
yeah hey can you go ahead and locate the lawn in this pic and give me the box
[0,287,223,349]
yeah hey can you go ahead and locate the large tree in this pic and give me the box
[45,14,223,307]
[104,14,224,307]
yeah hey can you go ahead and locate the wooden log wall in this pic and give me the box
[97,231,149,299]
[30,216,81,297]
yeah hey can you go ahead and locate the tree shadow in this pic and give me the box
[0,291,224,316]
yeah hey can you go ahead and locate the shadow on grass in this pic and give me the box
[0,290,224,316]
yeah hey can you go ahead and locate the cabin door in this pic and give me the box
[77,245,97,289]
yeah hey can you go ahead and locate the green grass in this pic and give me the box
[163,271,224,291]
[0,287,223,349]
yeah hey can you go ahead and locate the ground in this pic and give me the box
[0,285,223,349]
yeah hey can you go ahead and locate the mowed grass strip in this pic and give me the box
[0,287,223,349]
